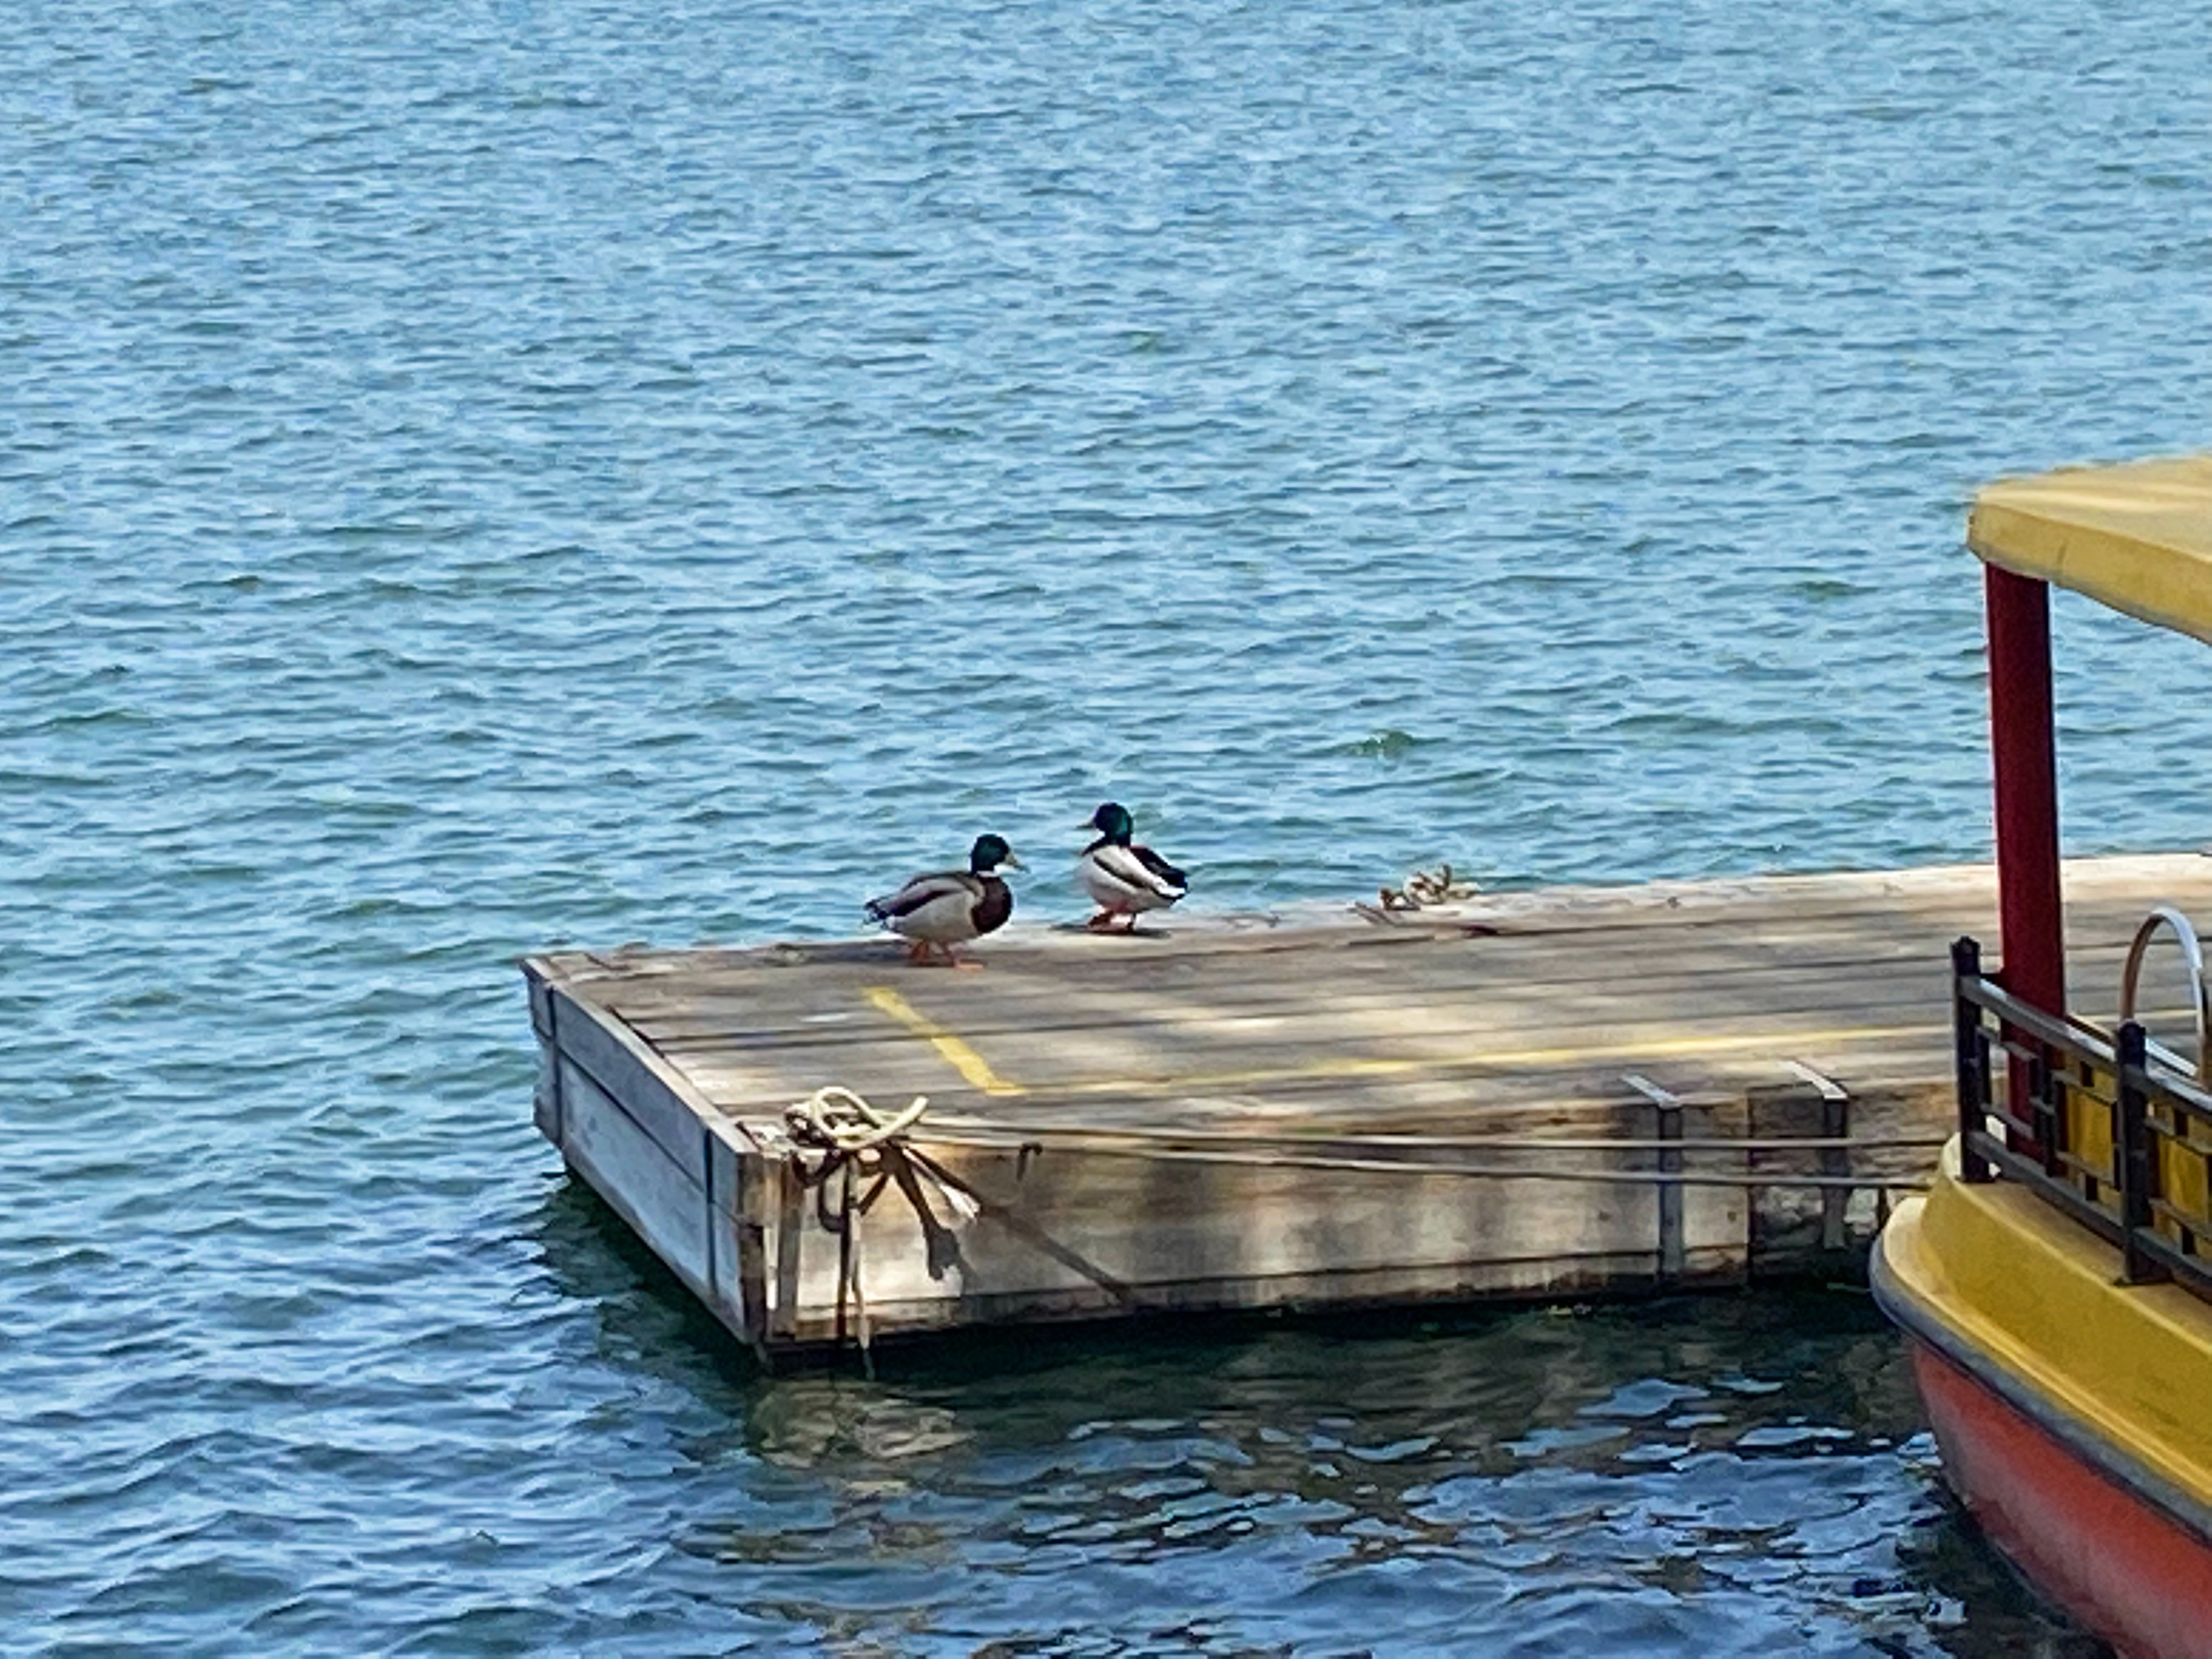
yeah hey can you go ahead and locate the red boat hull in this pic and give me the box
[1912,1342,2212,1659]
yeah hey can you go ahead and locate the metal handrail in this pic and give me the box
[1954,933,2212,1306]
[1956,970,2118,1065]
[2119,905,2211,1083]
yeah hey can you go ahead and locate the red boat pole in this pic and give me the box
[1985,564,2066,1018]
[1985,564,2065,1156]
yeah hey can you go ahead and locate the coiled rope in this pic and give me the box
[782,1087,979,1375]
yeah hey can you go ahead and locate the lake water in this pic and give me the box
[8,0,2208,1651]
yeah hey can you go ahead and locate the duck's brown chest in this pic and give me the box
[973,875,1013,935]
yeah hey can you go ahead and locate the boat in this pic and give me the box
[1870,454,2212,1658]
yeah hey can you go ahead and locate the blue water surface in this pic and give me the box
[7,0,2207,1651]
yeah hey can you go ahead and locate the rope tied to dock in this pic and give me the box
[786,1084,932,1160]
[782,1086,979,1373]
[773,1082,1930,1372]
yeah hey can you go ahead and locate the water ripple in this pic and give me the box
[8,0,2204,1649]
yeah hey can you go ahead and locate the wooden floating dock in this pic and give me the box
[522,853,2212,1359]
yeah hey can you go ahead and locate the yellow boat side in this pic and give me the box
[1875,1138,2212,1527]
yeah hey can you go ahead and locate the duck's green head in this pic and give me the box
[1085,802,1133,842]
[969,833,1021,873]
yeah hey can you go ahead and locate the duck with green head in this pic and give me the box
[1077,802,1187,932]
[865,833,1023,967]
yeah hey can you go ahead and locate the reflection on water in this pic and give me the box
[540,1184,2103,1657]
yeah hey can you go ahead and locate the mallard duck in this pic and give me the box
[1077,802,1187,932]
[865,834,1022,966]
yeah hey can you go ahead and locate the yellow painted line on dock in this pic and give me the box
[1051,1019,1948,1097]
[861,985,1028,1097]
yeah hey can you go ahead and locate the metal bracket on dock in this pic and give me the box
[1785,1061,1853,1251]
[1622,1074,1685,1282]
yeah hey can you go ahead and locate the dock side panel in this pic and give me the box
[558,1055,713,1297]
[550,986,708,1189]
[759,1121,1760,1346]
[535,984,770,1352]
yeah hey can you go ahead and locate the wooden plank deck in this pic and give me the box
[522,852,2212,1358]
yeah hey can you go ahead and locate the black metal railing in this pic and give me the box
[1952,935,2212,1304]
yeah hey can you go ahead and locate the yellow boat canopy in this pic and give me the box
[1970,453,2212,646]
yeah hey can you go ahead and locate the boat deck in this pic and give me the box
[523,853,2212,1358]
